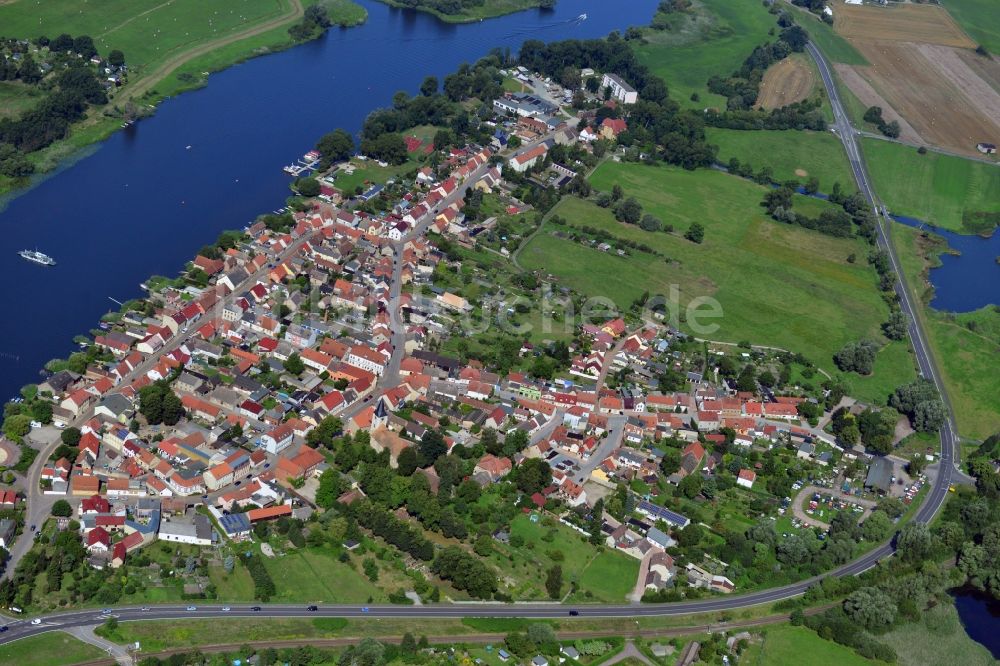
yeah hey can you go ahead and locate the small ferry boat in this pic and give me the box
[18,249,56,266]
[578,13,587,21]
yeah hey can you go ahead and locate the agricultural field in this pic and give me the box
[834,1,974,47]
[706,127,854,192]
[823,0,1000,157]
[944,0,1000,55]
[892,223,1000,440]
[755,54,817,110]
[632,0,779,109]
[520,163,904,381]
[0,633,105,666]
[862,139,1000,234]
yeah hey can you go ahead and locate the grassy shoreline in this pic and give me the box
[0,0,367,205]
[373,0,547,24]
[891,223,1000,440]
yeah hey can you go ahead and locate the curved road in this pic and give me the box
[0,41,960,651]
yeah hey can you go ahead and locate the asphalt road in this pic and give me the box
[0,53,960,644]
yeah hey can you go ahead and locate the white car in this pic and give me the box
[30,618,41,625]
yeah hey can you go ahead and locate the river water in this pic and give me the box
[891,216,1000,313]
[0,0,658,401]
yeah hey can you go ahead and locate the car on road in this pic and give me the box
[30,619,41,625]
[307,605,318,611]
[222,606,231,612]
[141,607,150,612]
[361,607,369,613]
[102,608,113,614]
[186,606,197,611]
[251,606,261,612]
[0,626,8,632]
[30,524,36,532]
[568,610,579,616]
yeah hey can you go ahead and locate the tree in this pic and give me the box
[474,535,493,557]
[613,197,642,224]
[678,473,703,499]
[502,429,529,457]
[419,429,447,464]
[861,510,892,542]
[161,391,183,426]
[735,364,757,392]
[396,447,419,476]
[108,49,125,68]
[545,564,563,599]
[401,632,417,656]
[513,458,552,495]
[431,546,497,598]
[3,414,31,442]
[295,177,321,197]
[316,128,354,165]
[73,35,97,58]
[684,222,705,244]
[51,499,72,517]
[890,379,945,432]
[420,76,438,97]
[316,469,342,509]
[896,522,932,563]
[639,214,661,232]
[677,523,703,548]
[843,586,897,630]
[60,427,82,447]
[834,340,879,375]
[882,311,908,340]
[284,352,305,376]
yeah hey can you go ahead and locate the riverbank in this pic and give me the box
[0,0,367,202]
[374,0,549,23]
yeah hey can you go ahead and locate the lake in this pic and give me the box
[953,588,1000,659]
[891,216,1000,313]
[0,0,658,402]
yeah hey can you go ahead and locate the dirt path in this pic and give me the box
[123,0,304,101]
[98,0,177,40]
[599,640,655,666]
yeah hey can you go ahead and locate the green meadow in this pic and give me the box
[863,139,1000,234]
[943,0,1000,54]
[0,0,296,77]
[707,128,855,192]
[742,623,878,666]
[0,633,104,666]
[633,0,779,109]
[520,162,907,386]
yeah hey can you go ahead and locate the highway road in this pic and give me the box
[0,49,962,647]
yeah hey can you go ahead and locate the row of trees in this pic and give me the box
[241,551,276,601]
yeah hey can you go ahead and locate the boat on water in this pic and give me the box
[18,249,56,266]
[578,13,587,21]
